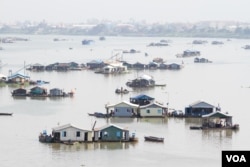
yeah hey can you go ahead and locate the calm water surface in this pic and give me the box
[0,35,250,167]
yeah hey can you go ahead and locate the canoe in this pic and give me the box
[0,113,13,116]
[144,136,164,142]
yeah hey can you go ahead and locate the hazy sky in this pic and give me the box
[1,0,250,23]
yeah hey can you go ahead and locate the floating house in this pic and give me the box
[95,62,129,74]
[190,112,239,130]
[45,63,57,71]
[147,62,159,69]
[56,63,71,71]
[82,39,94,45]
[185,100,216,117]
[194,57,212,63]
[49,88,64,96]
[52,124,92,142]
[166,63,183,70]
[201,112,238,129]
[39,123,137,143]
[105,101,140,117]
[130,94,155,106]
[29,86,47,96]
[86,60,105,69]
[12,88,27,96]
[176,50,200,58]
[7,73,30,84]
[132,62,145,69]
[126,74,155,88]
[139,102,167,117]
[28,63,45,71]
[93,124,131,142]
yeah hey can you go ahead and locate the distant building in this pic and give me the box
[185,100,215,117]
[105,101,140,117]
[93,124,130,142]
[52,124,92,142]
[139,102,167,117]
[7,73,30,84]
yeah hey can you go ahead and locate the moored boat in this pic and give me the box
[144,136,164,142]
[0,112,13,116]
[115,87,129,94]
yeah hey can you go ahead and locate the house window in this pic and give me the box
[158,109,162,114]
[62,131,67,137]
[116,131,121,137]
[147,109,150,113]
[104,131,108,137]
[76,131,80,137]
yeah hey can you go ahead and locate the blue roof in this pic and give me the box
[130,94,154,100]
[8,73,30,80]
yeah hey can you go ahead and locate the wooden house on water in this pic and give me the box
[86,60,105,69]
[190,112,239,130]
[29,86,47,96]
[105,101,140,117]
[126,74,156,88]
[93,124,131,142]
[27,63,45,71]
[132,62,146,69]
[139,102,167,117]
[12,88,27,96]
[201,112,238,129]
[7,73,30,84]
[52,124,92,143]
[49,88,64,96]
[185,100,217,117]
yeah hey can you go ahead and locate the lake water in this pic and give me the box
[0,35,250,167]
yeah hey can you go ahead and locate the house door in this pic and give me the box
[84,132,88,141]
[54,132,60,142]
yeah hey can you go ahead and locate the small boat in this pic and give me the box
[0,113,13,116]
[144,136,164,142]
[39,130,53,143]
[36,80,50,85]
[88,112,109,118]
[190,126,203,130]
[115,88,129,94]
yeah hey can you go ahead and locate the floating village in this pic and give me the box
[0,37,242,146]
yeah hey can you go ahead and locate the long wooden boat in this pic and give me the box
[0,113,13,116]
[144,136,164,142]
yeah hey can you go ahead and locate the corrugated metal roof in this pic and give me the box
[140,101,166,109]
[202,112,232,118]
[131,94,154,100]
[189,100,215,108]
[106,100,139,108]
[94,124,128,131]
[52,123,90,132]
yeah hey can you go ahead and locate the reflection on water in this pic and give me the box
[138,117,168,124]
[202,129,237,139]
[12,96,27,100]
[184,117,203,126]
[49,141,138,151]
[30,96,48,101]
[102,117,169,125]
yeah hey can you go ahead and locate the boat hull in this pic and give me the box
[144,136,164,142]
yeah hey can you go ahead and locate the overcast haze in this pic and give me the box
[1,0,250,23]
